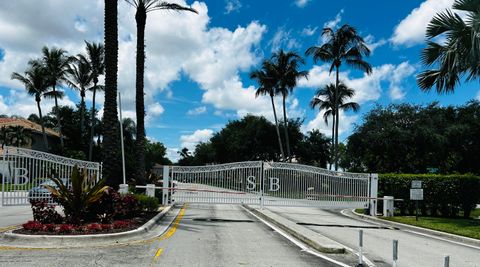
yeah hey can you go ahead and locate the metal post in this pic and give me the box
[444,255,450,267]
[260,161,264,209]
[369,173,378,216]
[416,200,419,221]
[146,184,155,197]
[118,92,126,185]
[393,240,398,267]
[358,229,363,266]
[162,166,170,205]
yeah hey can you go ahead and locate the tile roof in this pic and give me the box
[0,118,60,137]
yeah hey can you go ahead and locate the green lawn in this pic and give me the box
[383,215,480,240]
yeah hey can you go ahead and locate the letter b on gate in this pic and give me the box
[269,177,280,191]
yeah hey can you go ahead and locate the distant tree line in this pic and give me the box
[342,101,480,174]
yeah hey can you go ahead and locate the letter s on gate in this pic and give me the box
[269,177,280,191]
[246,176,256,190]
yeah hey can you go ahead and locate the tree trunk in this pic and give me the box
[103,0,121,187]
[88,84,97,161]
[329,111,335,170]
[271,95,285,161]
[52,84,64,149]
[334,67,340,171]
[80,90,85,135]
[37,99,49,150]
[282,94,291,161]
[135,7,147,185]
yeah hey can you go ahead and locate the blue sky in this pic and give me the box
[0,0,478,162]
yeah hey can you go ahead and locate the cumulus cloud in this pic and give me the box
[304,110,358,138]
[294,0,311,8]
[180,129,214,151]
[301,26,318,36]
[298,61,416,103]
[269,26,301,53]
[224,0,242,14]
[364,34,387,54]
[391,0,454,46]
[187,106,207,116]
[324,9,344,29]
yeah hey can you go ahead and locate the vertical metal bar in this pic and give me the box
[358,229,363,265]
[162,166,170,205]
[393,240,398,267]
[444,255,450,267]
[260,162,264,209]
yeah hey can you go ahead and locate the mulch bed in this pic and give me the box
[13,212,158,236]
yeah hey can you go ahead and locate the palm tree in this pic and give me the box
[66,56,93,134]
[32,47,73,150]
[12,64,63,150]
[0,126,12,149]
[417,0,480,93]
[103,0,121,186]
[306,24,371,170]
[125,0,197,184]
[80,42,105,161]
[250,60,286,161]
[269,50,308,161]
[310,83,360,169]
[8,126,30,148]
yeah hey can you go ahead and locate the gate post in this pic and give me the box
[369,173,378,216]
[163,166,170,205]
[260,161,264,209]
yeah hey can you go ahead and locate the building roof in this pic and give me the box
[0,118,60,137]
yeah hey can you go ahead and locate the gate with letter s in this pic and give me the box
[168,161,377,211]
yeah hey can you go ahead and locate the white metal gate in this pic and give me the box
[1,146,101,206]
[169,161,377,210]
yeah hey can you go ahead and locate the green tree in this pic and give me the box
[250,60,285,161]
[145,140,171,170]
[269,50,308,161]
[192,142,215,165]
[178,147,195,166]
[8,126,30,147]
[66,56,93,134]
[306,24,371,170]
[125,0,197,184]
[103,0,121,186]
[417,0,480,93]
[79,41,105,161]
[0,126,12,149]
[12,64,62,150]
[33,47,73,149]
[296,130,330,168]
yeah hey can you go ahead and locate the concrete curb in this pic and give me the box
[0,205,172,247]
[348,209,480,247]
[243,205,345,254]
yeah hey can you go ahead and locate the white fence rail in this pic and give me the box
[1,146,101,206]
[169,161,376,210]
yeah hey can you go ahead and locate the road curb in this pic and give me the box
[0,205,172,247]
[243,205,345,254]
[348,209,480,247]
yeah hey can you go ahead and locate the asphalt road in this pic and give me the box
[0,205,31,228]
[267,206,480,267]
[0,204,338,267]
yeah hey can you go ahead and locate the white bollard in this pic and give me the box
[383,196,395,217]
[146,184,156,197]
[393,240,398,267]
[119,184,128,194]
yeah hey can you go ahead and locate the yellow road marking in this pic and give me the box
[0,226,19,233]
[158,203,187,241]
[149,247,164,266]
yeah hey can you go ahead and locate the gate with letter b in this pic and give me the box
[1,146,101,206]
[168,161,377,211]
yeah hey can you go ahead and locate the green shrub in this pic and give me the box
[134,194,159,212]
[379,174,480,218]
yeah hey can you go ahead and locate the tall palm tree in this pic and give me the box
[12,64,63,150]
[417,0,480,93]
[310,83,360,169]
[269,50,308,161]
[103,0,122,186]
[250,60,285,161]
[8,126,30,148]
[306,24,371,170]
[80,42,105,161]
[66,56,93,134]
[125,0,197,184]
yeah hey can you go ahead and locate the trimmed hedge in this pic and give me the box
[379,174,480,218]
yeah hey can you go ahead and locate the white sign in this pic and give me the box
[411,180,422,189]
[410,188,423,200]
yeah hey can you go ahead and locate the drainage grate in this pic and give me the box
[296,222,399,230]
[193,218,254,223]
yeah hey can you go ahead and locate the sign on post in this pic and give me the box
[411,180,422,189]
[410,188,423,200]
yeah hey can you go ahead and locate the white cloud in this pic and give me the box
[269,27,301,52]
[180,129,214,151]
[304,110,357,138]
[324,9,344,29]
[301,26,318,36]
[298,61,416,103]
[187,106,207,115]
[364,34,387,54]
[225,0,242,14]
[166,147,180,163]
[0,90,75,118]
[391,0,454,46]
[294,0,311,8]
